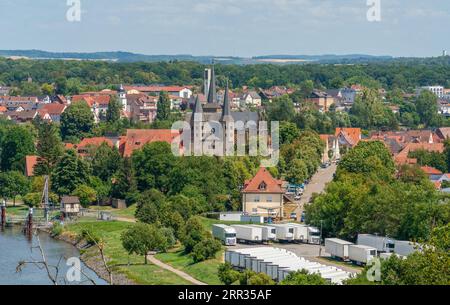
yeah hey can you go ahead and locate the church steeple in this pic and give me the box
[207,64,217,104]
[221,80,232,121]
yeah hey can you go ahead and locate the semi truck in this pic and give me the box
[357,234,395,253]
[212,224,237,246]
[348,244,377,265]
[248,225,276,242]
[231,225,263,243]
[270,224,295,242]
[325,238,354,260]
[286,223,321,244]
[394,240,419,256]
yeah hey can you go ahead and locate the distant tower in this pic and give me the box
[443,50,448,57]
[220,80,234,156]
[204,68,212,96]
[118,84,127,111]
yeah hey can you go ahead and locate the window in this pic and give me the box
[258,182,267,191]
[267,196,273,202]
[252,208,258,213]
[254,196,260,202]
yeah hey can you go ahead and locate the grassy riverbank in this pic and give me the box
[63,220,191,285]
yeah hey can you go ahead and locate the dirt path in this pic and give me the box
[146,254,207,285]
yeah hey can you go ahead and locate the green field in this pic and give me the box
[155,247,224,285]
[64,220,191,285]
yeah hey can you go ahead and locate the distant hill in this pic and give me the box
[0,49,443,65]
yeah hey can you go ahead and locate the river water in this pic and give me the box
[0,226,107,285]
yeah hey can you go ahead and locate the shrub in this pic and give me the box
[51,222,64,237]
[191,237,222,263]
[218,263,240,285]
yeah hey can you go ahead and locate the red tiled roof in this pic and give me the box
[25,155,38,177]
[41,103,66,115]
[420,166,443,175]
[72,95,111,106]
[335,128,361,147]
[242,167,284,193]
[124,86,189,93]
[395,142,445,164]
[122,129,180,157]
[77,137,113,150]
[0,106,7,112]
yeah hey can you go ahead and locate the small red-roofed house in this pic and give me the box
[420,166,443,176]
[40,103,67,122]
[335,128,361,148]
[121,129,180,157]
[241,167,285,218]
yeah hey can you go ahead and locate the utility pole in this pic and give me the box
[319,220,323,257]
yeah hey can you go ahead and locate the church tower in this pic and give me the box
[220,80,234,156]
[191,95,204,155]
[118,84,127,112]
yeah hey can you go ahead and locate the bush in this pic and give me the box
[51,222,64,237]
[71,184,97,208]
[23,192,42,207]
[218,262,240,285]
[280,269,330,285]
[79,227,101,245]
[182,216,207,254]
[248,273,275,285]
[191,238,222,263]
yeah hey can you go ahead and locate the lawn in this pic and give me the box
[155,247,224,285]
[5,206,29,217]
[64,220,190,285]
[88,205,137,220]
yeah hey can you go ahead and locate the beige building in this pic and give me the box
[242,167,285,218]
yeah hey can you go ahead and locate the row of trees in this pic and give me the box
[1,57,450,94]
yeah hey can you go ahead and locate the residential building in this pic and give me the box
[335,128,361,148]
[127,94,158,123]
[121,129,180,157]
[123,85,193,99]
[418,86,444,98]
[305,90,335,112]
[38,103,66,122]
[241,167,285,218]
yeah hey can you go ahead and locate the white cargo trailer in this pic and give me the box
[394,240,418,256]
[357,234,395,253]
[379,252,406,260]
[248,225,276,242]
[287,224,321,244]
[325,238,354,260]
[231,225,263,243]
[270,224,295,242]
[348,244,377,265]
[212,224,237,246]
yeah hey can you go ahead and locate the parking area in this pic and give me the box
[228,242,362,274]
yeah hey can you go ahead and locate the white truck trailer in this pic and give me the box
[270,224,295,242]
[212,224,237,246]
[348,244,377,265]
[379,252,406,260]
[287,224,321,244]
[357,234,395,253]
[231,225,263,243]
[248,225,276,242]
[394,240,419,256]
[325,238,354,260]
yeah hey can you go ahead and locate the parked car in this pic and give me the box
[290,212,297,219]
[294,194,302,200]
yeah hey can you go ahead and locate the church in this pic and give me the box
[185,65,259,156]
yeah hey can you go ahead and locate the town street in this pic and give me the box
[295,163,337,221]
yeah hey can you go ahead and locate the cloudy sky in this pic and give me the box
[0,0,449,57]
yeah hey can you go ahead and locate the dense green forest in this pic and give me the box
[0,57,449,96]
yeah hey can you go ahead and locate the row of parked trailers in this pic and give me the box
[212,223,321,245]
[225,247,354,284]
[325,234,419,265]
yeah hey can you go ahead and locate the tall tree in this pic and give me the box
[0,125,35,172]
[91,143,121,182]
[106,95,121,123]
[34,121,64,176]
[52,149,90,195]
[156,91,171,121]
[415,90,441,127]
[60,101,94,141]
[0,171,30,206]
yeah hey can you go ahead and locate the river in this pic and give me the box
[0,226,107,285]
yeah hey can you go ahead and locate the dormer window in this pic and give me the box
[259,182,267,191]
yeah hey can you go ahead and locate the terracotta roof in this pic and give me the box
[433,181,442,190]
[40,103,66,115]
[395,142,445,164]
[78,137,113,149]
[124,86,190,93]
[335,128,361,146]
[25,155,38,177]
[122,129,180,157]
[420,166,443,175]
[0,106,6,112]
[242,167,284,193]
[72,95,111,106]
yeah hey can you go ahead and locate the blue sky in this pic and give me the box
[0,0,449,57]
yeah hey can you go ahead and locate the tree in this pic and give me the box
[416,90,441,127]
[266,95,296,122]
[52,149,90,195]
[156,91,171,121]
[106,95,121,123]
[60,101,94,141]
[0,125,35,172]
[286,159,309,184]
[279,121,300,145]
[111,157,136,201]
[132,141,176,193]
[91,143,121,182]
[218,263,240,285]
[121,223,172,264]
[280,270,330,285]
[72,184,97,208]
[0,171,30,206]
[182,216,208,254]
[135,189,167,224]
[34,121,64,176]
[247,273,275,285]
[191,238,222,263]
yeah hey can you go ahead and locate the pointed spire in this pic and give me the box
[221,79,231,121]
[207,64,217,104]
[193,95,203,114]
